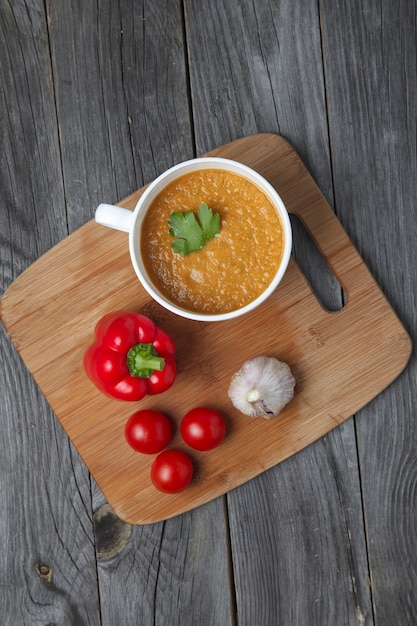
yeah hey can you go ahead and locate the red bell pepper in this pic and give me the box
[84,311,176,401]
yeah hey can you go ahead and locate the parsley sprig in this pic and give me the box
[168,203,220,256]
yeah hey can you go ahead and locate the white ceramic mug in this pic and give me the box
[95,157,292,322]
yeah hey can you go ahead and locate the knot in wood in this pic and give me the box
[93,503,131,561]
[36,562,52,583]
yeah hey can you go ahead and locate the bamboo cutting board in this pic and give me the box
[1,134,411,525]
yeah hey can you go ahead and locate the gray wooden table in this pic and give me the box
[1,1,416,625]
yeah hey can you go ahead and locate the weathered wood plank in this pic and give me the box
[320,0,417,623]
[185,0,334,201]
[228,422,371,625]
[0,0,100,624]
[46,0,193,229]
[185,0,374,623]
[92,497,233,626]
[46,0,235,623]
[2,0,416,623]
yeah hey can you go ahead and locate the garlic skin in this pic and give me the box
[228,356,295,419]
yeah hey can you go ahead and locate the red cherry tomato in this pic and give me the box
[180,407,226,451]
[151,450,193,493]
[125,410,172,454]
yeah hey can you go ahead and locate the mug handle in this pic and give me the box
[95,204,133,233]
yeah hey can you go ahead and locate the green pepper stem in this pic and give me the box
[127,343,165,378]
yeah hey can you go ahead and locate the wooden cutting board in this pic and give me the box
[1,134,411,525]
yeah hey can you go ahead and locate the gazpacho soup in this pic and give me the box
[141,169,285,314]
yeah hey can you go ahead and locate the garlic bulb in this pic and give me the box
[228,356,295,419]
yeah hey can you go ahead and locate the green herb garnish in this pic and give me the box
[168,203,220,256]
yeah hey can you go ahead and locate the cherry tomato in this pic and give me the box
[125,410,172,454]
[151,450,193,493]
[180,407,226,451]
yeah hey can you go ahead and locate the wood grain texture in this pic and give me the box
[320,0,417,623]
[1,0,416,623]
[228,421,371,625]
[93,498,233,626]
[43,1,235,624]
[1,134,411,526]
[185,0,335,205]
[0,1,100,624]
[184,1,414,624]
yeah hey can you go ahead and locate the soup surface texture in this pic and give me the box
[141,169,284,314]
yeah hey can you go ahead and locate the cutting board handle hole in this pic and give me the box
[290,214,346,312]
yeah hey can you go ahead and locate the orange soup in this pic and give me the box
[141,169,284,314]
